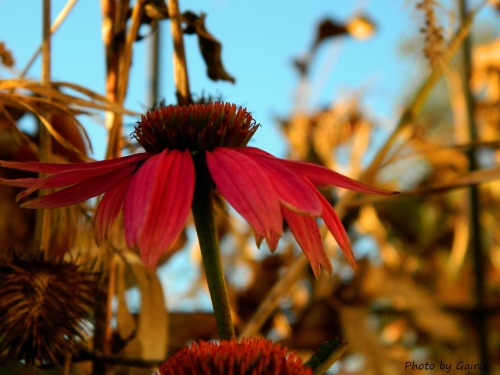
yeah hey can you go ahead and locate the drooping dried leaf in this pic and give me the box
[0,79,137,115]
[45,111,91,161]
[144,0,169,21]
[115,256,137,346]
[312,19,349,50]
[182,11,235,83]
[117,252,169,363]
[0,41,15,67]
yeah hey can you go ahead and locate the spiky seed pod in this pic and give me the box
[0,250,97,365]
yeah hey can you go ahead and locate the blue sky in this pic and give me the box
[1,1,498,159]
[0,0,433,158]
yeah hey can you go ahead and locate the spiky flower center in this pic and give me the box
[158,338,312,375]
[132,102,259,153]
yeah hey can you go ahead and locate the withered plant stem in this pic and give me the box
[168,0,192,104]
[20,0,78,78]
[34,0,53,254]
[459,1,489,373]
[104,0,146,159]
[94,1,145,373]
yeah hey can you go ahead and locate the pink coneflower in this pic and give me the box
[0,102,393,276]
[157,338,313,375]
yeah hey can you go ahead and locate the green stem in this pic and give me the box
[191,157,235,340]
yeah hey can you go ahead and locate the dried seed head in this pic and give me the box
[0,250,97,365]
[416,0,446,66]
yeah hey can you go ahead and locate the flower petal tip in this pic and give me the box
[19,201,34,209]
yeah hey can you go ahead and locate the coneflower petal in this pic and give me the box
[94,173,133,246]
[0,177,39,188]
[282,208,333,279]
[244,146,395,195]
[123,152,165,250]
[241,148,322,216]
[139,150,195,268]
[206,148,282,238]
[307,182,356,269]
[124,150,195,267]
[4,153,149,201]
[0,153,149,174]
[21,165,135,209]
[265,231,280,252]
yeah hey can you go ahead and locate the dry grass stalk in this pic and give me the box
[168,0,192,104]
[36,0,53,255]
[20,0,79,78]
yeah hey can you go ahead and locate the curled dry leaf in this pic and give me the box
[116,252,169,362]
[0,41,15,67]
[312,19,349,50]
[131,4,236,83]
[183,11,236,83]
[295,15,375,75]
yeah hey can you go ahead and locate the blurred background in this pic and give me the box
[1,0,500,374]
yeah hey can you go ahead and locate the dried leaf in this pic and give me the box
[182,11,235,83]
[0,79,138,115]
[120,252,169,362]
[312,19,349,50]
[115,257,137,343]
[409,166,500,195]
[0,41,15,67]
[144,0,169,21]
[48,111,91,161]
[12,98,91,162]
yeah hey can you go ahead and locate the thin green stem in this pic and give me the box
[191,157,235,340]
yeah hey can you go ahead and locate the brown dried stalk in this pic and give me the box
[35,0,53,254]
[102,0,146,159]
[95,3,147,373]
[168,0,192,104]
[20,0,79,78]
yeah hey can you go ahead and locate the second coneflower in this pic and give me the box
[0,102,393,275]
[157,338,313,375]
